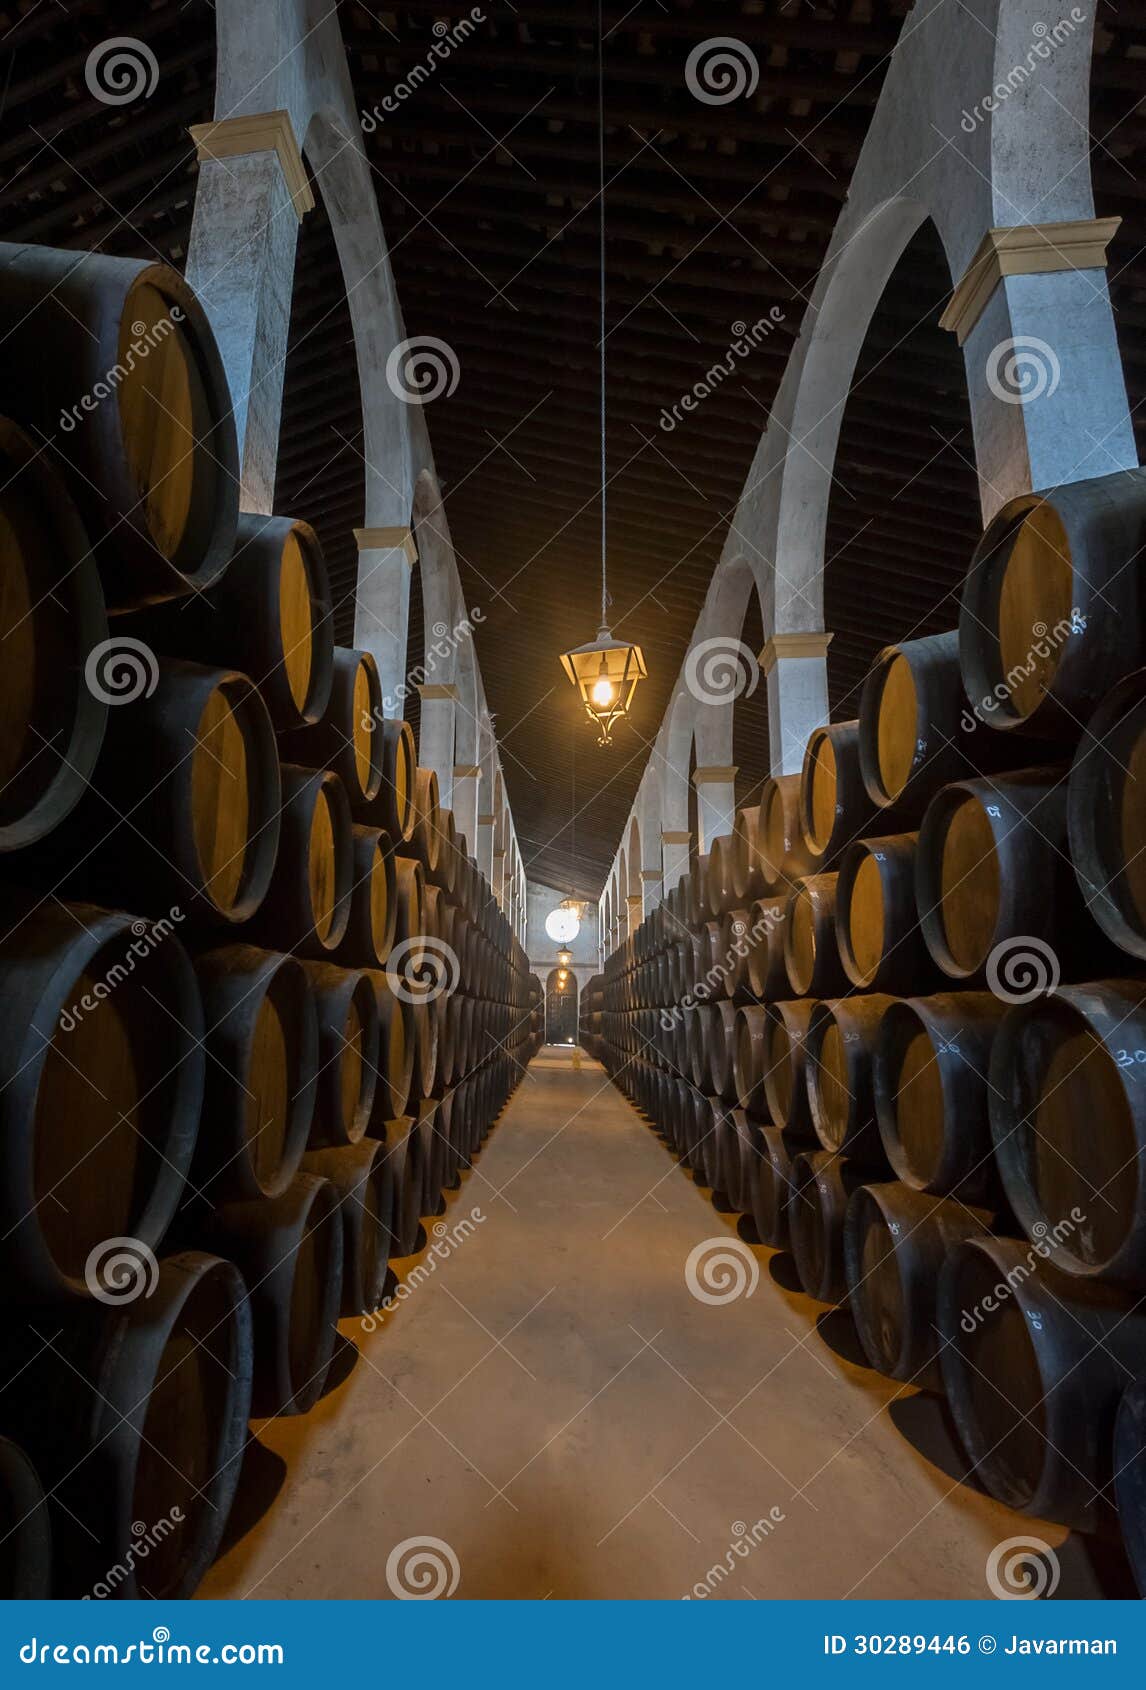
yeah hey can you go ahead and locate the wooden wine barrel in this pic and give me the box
[1068,669,1146,961]
[1114,1377,1146,1598]
[0,1438,50,1597]
[711,1103,744,1209]
[705,835,739,917]
[836,832,933,993]
[762,999,815,1137]
[731,805,764,904]
[410,997,440,1101]
[278,647,384,811]
[745,897,788,999]
[859,632,980,821]
[435,808,460,898]
[331,825,396,970]
[959,467,1146,740]
[0,1252,251,1598]
[0,419,108,851]
[782,872,847,998]
[34,659,280,924]
[915,768,1081,983]
[733,1005,769,1116]
[0,243,239,607]
[193,946,317,1201]
[938,1236,1146,1531]
[362,717,417,845]
[300,963,380,1148]
[749,1125,798,1248]
[418,1097,454,1215]
[382,1115,428,1257]
[368,975,415,1123]
[709,1001,739,1102]
[843,1183,991,1391]
[0,897,203,1304]
[873,992,1006,1200]
[989,981,1146,1282]
[252,765,352,955]
[391,854,426,977]
[799,721,877,869]
[131,514,333,731]
[787,1150,861,1304]
[805,996,894,1164]
[758,774,814,891]
[410,767,442,875]
[201,1174,342,1417]
[301,1139,394,1318]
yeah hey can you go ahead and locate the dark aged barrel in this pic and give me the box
[279,646,384,812]
[873,992,1006,1200]
[762,999,815,1138]
[0,1252,251,1598]
[938,1236,1146,1531]
[300,963,381,1148]
[131,514,333,731]
[859,632,988,820]
[788,1150,862,1304]
[252,765,352,955]
[201,1174,342,1417]
[750,1125,799,1248]
[844,1184,991,1391]
[0,1438,50,1597]
[193,946,318,1201]
[710,1101,742,1207]
[382,1115,427,1257]
[418,1097,453,1215]
[745,896,788,999]
[410,997,440,1103]
[733,1005,769,1116]
[805,996,895,1164]
[782,872,847,998]
[301,1140,394,1318]
[36,659,280,923]
[731,806,764,904]
[706,834,739,917]
[391,854,426,974]
[710,1001,740,1101]
[799,721,878,869]
[410,767,442,876]
[0,897,202,1304]
[836,832,933,993]
[989,981,1146,1281]
[1068,669,1146,960]
[0,244,239,607]
[333,825,397,970]
[0,419,108,851]
[915,768,1083,984]
[361,717,417,845]
[959,467,1146,740]
[758,774,815,891]
[1115,1377,1146,1597]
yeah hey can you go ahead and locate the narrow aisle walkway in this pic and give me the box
[202,1050,1097,1601]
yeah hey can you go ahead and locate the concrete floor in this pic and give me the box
[200,1048,1110,1601]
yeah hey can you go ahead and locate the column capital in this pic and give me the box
[759,631,833,675]
[661,830,690,845]
[190,110,314,218]
[354,525,417,564]
[939,218,1121,346]
[477,813,495,826]
[692,765,737,786]
[418,682,458,701]
[453,764,480,779]
[640,868,662,881]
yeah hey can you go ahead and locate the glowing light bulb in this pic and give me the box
[590,676,615,709]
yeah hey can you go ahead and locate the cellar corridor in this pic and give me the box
[200,1050,1103,1602]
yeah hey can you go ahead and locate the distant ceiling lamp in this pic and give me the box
[557,947,573,968]
[560,897,588,919]
[545,906,580,944]
[558,1,646,747]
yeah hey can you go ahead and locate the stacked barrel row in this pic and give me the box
[579,974,605,1051]
[0,241,540,1599]
[597,467,1146,1590]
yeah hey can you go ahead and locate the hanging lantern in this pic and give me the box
[560,626,647,746]
[557,947,572,968]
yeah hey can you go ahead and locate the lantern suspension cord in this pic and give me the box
[598,0,607,631]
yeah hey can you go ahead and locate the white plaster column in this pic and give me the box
[476,812,495,887]
[186,112,313,512]
[452,765,480,859]
[661,830,690,893]
[418,683,458,811]
[353,528,416,716]
[693,767,738,853]
[640,867,662,919]
[626,894,643,934]
[761,633,832,776]
[940,220,1136,515]
[493,848,507,909]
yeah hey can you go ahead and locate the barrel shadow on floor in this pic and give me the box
[216,1438,288,1558]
